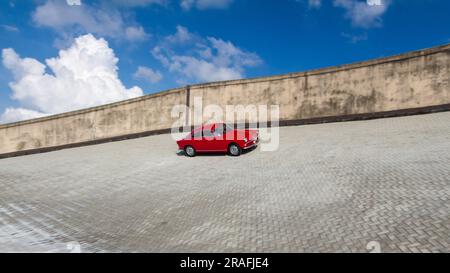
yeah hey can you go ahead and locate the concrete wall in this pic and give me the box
[190,44,450,123]
[1,44,449,156]
[0,88,186,154]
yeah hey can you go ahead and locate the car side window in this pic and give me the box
[202,130,215,138]
[213,125,224,139]
[214,125,224,135]
[225,123,234,132]
[192,130,202,139]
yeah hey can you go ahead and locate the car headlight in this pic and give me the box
[244,137,248,142]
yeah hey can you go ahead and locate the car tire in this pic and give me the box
[228,143,242,156]
[184,146,196,157]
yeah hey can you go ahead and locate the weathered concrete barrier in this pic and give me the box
[1,44,449,158]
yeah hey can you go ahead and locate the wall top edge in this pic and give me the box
[1,43,449,129]
[189,43,450,89]
[0,87,186,129]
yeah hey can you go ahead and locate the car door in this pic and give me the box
[212,124,228,152]
[189,129,204,151]
[201,128,217,151]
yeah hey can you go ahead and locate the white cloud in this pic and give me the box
[0,108,49,124]
[33,0,150,43]
[333,0,390,28]
[134,66,163,83]
[341,32,368,43]
[152,26,262,83]
[66,0,81,6]
[180,0,234,11]
[166,25,195,44]
[125,26,151,42]
[308,0,322,9]
[110,0,167,7]
[295,0,321,9]
[1,24,19,32]
[1,34,143,124]
[180,0,194,10]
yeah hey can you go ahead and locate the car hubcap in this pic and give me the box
[230,145,239,155]
[186,147,194,156]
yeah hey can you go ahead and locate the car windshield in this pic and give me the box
[191,130,202,138]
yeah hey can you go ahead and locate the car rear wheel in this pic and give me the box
[184,146,196,157]
[228,143,241,156]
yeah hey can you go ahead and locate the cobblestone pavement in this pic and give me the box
[1,112,450,253]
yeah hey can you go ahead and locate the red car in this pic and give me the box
[177,123,259,157]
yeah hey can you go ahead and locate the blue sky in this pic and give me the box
[0,0,449,123]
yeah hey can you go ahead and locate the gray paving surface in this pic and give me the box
[1,112,450,253]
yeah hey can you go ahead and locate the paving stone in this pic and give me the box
[0,112,449,252]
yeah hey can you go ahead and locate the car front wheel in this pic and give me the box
[228,143,242,156]
[184,146,196,157]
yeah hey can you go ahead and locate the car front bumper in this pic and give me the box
[243,138,259,149]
